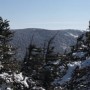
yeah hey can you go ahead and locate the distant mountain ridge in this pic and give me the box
[11,28,85,60]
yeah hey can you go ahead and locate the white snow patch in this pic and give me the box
[72,52,86,58]
[7,87,13,90]
[0,73,13,83]
[53,60,60,65]
[54,61,81,85]
[59,65,65,72]
[14,72,29,88]
[32,86,45,90]
[81,57,90,68]
[81,45,87,48]
[0,72,29,88]
[53,57,90,85]
[69,33,78,38]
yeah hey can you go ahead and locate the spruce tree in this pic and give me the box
[0,17,16,72]
[21,34,59,89]
[40,34,60,89]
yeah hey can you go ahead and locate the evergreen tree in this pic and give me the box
[21,40,45,88]
[41,35,59,89]
[0,17,17,72]
[21,34,59,89]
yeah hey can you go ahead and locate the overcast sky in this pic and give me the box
[0,0,90,30]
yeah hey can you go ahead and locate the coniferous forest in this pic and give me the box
[0,17,90,90]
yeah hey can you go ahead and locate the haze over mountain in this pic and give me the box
[12,28,85,60]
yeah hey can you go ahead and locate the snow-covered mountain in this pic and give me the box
[12,28,85,60]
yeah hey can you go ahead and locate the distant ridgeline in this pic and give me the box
[12,28,85,60]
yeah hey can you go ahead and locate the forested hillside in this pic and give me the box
[12,28,84,60]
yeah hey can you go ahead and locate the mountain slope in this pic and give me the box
[12,28,85,59]
[52,30,90,90]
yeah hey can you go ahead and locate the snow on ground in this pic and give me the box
[0,72,29,88]
[0,72,46,90]
[72,52,86,58]
[69,33,78,38]
[0,72,13,83]
[14,72,29,88]
[81,57,90,68]
[53,57,90,85]
[32,86,45,90]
